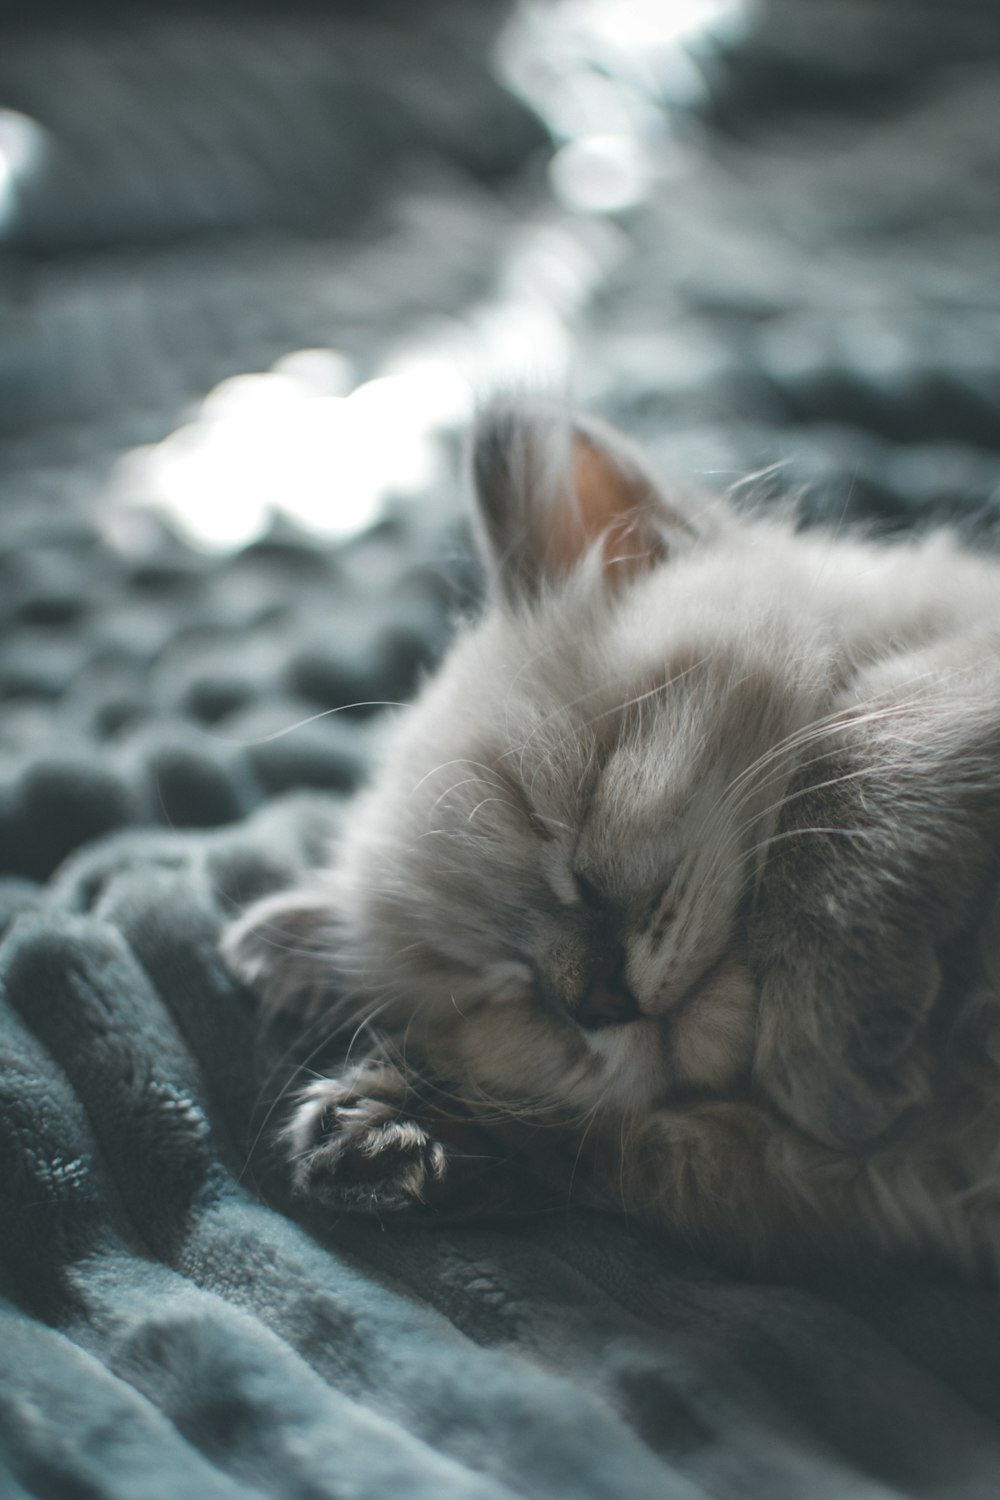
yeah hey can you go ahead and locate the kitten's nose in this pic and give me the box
[576,958,640,1030]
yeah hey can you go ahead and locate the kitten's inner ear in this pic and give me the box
[471,403,695,600]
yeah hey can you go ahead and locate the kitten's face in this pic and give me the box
[333,409,829,1123]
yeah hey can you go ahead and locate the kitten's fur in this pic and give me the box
[224,403,1000,1278]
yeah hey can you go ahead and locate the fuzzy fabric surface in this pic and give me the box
[4,3,1000,1497]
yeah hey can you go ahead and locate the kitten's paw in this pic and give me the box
[221,887,340,1014]
[755,950,938,1148]
[284,1076,448,1213]
[760,1047,931,1150]
[753,925,940,1149]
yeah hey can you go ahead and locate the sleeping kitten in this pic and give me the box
[224,402,1000,1277]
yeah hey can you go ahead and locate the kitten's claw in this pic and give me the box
[284,1078,449,1212]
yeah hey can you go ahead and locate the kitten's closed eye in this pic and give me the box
[525,809,558,844]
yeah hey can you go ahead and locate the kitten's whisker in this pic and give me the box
[687,689,941,912]
[582,659,711,732]
[427,774,513,822]
[504,680,609,780]
[710,678,973,874]
[241,1001,369,1178]
[501,639,570,744]
[341,994,406,1072]
[698,719,966,912]
[467,796,518,825]
[754,825,873,853]
[563,1086,616,1214]
[697,752,895,910]
[412,757,511,799]
[715,661,976,822]
[207,702,407,749]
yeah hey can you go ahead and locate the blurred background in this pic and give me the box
[1,0,999,881]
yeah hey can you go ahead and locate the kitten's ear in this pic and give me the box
[470,402,697,600]
[221,887,343,1016]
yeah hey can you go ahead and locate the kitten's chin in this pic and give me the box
[586,1018,669,1110]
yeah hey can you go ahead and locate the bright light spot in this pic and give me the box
[112,350,450,553]
[500,0,751,128]
[549,134,650,214]
[579,0,748,50]
[377,348,471,428]
[200,371,309,421]
[271,347,354,396]
[498,0,752,214]
[0,109,47,232]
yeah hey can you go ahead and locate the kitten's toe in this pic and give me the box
[285,1080,448,1212]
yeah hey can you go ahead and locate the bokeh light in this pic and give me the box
[0,109,46,232]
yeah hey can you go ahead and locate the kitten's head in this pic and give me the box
[327,406,834,1122]
[226,411,839,1134]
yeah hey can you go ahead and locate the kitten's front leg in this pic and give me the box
[544,1099,871,1272]
[752,665,1000,1149]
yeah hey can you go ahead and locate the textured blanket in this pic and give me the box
[5,2,1000,1497]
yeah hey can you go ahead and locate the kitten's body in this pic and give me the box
[225,405,1000,1279]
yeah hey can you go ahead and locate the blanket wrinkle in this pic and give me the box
[0,1303,267,1500]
